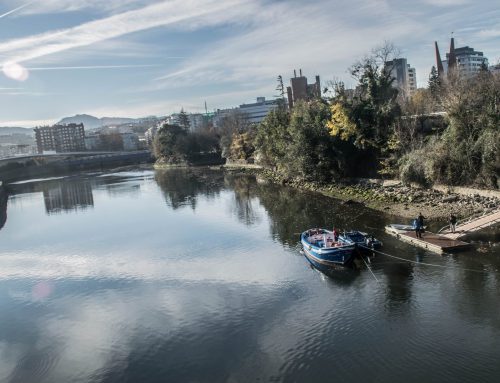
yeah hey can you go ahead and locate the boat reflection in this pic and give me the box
[305,255,360,286]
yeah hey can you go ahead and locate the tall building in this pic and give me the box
[34,123,85,154]
[214,97,280,127]
[435,38,489,78]
[385,58,417,98]
[238,97,279,124]
[286,69,321,109]
[145,126,158,146]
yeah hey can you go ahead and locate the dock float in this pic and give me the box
[385,226,470,254]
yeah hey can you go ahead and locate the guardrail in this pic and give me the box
[438,208,500,234]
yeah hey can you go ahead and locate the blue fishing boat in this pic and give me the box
[340,230,382,251]
[301,228,356,268]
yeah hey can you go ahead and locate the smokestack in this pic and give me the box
[299,69,302,77]
[435,41,444,76]
[294,69,297,78]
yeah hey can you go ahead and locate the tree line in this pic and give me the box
[153,43,499,188]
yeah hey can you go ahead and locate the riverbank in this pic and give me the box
[229,167,499,221]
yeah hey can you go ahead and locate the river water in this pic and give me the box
[0,168,499,383]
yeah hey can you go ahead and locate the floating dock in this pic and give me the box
[385,226,470,254]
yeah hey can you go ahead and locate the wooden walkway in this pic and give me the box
[439,209,500,240]
[385,227,470,254]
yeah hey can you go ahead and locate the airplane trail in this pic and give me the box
[0,2,33,19]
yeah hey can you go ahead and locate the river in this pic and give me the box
[0,168,499,382]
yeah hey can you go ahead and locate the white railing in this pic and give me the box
[438,208,500,234]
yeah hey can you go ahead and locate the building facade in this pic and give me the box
[214,97,280,128]
[145,126,159,146]
[238,97,279,124]
[286,69,321,109]
[435,38,489,78]
[84,131,140,151]
[34,123,85,153]
[385,58,417,98]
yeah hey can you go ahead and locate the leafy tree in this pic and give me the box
[229,131,255,162]
[177,108,191,131]
[398,70,500,187]
[427,66,443,110]
[326,102,357,141]
[153,123,187,162]
[254,105,290,168]
[276,75,285,99]
[332,42,401,151]
[324,42,401,176]
[217,109,251,160]
[255,100,346,181]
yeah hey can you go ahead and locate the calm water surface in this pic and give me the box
[0,168,499,383]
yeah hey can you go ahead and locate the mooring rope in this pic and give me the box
[358,245,490,274]
[359,253,380,283]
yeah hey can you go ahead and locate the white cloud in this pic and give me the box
[477,28,500,38]
[152,0,423,90]
[422,0,469,5]
[0,0,257,64]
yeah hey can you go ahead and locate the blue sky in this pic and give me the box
[0,0,499,127]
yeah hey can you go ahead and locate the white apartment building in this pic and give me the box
[385,58,417,98]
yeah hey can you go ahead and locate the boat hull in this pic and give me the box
[301,230,356,267]
[340,231,383,253]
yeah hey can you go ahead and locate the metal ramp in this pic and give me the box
[439,209,500,240]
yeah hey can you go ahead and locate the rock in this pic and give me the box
[442,195,459,202]
[342,199,363,206]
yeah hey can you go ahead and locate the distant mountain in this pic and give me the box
[58,114,102,130]
[58,114,138,130]
[0,126,34,136]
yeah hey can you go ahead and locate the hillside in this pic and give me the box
[0,127,34,136]
[58,114,137,130]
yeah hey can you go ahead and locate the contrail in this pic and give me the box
[0,2,33,19]
[27,64,162,71]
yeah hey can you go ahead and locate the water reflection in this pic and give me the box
[8,176,94,215]
[224,174,262,226]
[155,168,223,210]
[42,180,94,214]
[306,262,360,287]
[1,168,500,382]
[0,187,7,230]
[382,260,415,313]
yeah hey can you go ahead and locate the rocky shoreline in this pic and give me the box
[246,168,499,222]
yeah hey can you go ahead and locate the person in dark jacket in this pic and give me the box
[449,213,457,233]
[415,213,425,238]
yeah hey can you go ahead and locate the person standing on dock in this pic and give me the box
[449,213,457,233]
[416,212,426,238]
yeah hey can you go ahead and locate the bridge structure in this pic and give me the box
[438,208,500,240]
[0,150,153,183]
